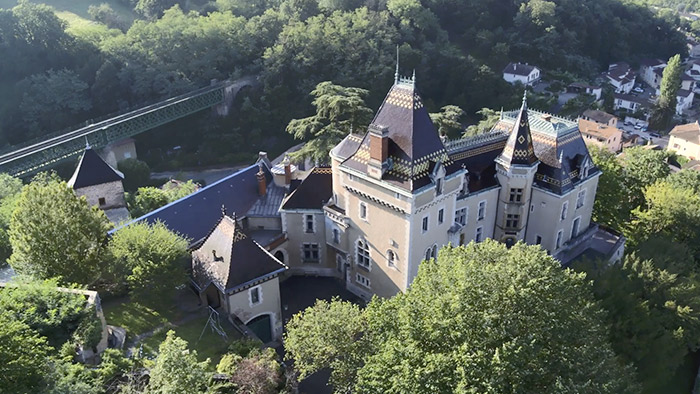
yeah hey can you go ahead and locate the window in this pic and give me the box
[422,216,429,233]
[98,197,106,206]
[356,239,371,270]
[336,254,344,272]
[249,286,261,306]
[572,217,581,238]
[475,227,483,243]
[356,273,371,288]
[387,250,396,267]
[431,245,437,259]
[560,202,568,221]
[555,230,563,249]
[576,190,586,209]
[478,201,486,221]
[359,202,368,220]
[425,248,432,261]
[332,228,340,244]
[455,208,467,225]
[505,214,520,229]
[305,214,314,233]
[509,188,523,203]
[438,208,444,225]
[459,233,466,245]
[436,178,443,195]
[302,243,320,263]
[535,235,542,245]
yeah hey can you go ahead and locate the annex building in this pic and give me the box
[108,75,624,340]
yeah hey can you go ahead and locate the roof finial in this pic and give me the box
[85,136,91,149]
[522,90,528,108]
[412,68,416,84]
[558,150,564,164]
[395,45,400,84]
[500,107,504,120]
[221,204,227,216]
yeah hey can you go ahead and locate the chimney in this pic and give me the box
[283,155,292,186]
[367,124,390,180]
[256,163,266,197]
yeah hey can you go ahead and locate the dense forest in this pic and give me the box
[0,0,687,169]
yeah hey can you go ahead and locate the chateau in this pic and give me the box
[101,75,624,341]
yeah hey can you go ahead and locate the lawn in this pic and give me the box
[102,297,176,342]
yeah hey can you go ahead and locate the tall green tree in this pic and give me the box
[147,331,209,394]
[108,221,188,302]
[429,105,465,138]
[286,81,373,162]
[650,54,682,131]
[286,241,639,393]
[8,174,112,285]
[0,312,51,394]
[620,146,670,210]
[588,145,628,230]
[464,107,500,137]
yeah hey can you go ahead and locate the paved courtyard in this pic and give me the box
[278,275,363,394]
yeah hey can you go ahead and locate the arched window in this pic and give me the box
[431,245,437,259]
[356,239,371,269]
[387,250,396,267]
[425,248,432,261]
[273,250,284,264]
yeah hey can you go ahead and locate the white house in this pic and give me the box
[502,63,541,86]
[639,58,666,89]
[677,89,694,115]
[568,83,602,100]
[605,63,636,94]
[614,93,645,112]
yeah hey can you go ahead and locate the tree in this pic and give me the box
[216,347,285,394]
[588,145,628,230]
[286,241,639,393]
[108,221,188,301]
[134,0,178,20]
[0,312,51,394]
[286,82,373,163]
[620,146,670,210]
[0,173,24,263]
[429,105,465,138]
[147,331,209,394]
[87,3,126,30]
[162,179,199,201]
[128,186,170,217]
[650,54,682,130]
[8,174,112,285]
[464,107,500,137]
[117,158,152,192]
[576,253,700,392]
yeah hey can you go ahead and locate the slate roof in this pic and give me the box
[117,163,271,245]
[496,95,538,167]
[503,62,537,76]
[281,167,333,210]
[68,147,124,189]
[342,79,453,192]
[640,58,665,68]
[246,180,286,217]
[191,213,286,293]
[670,121,700,144]
[607,63,635,83]
[678,88,693,98]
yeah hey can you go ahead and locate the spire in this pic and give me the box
[85,136,91,150]
[412,68,416,83]
[395,45,400,84]
[496,90,538,167]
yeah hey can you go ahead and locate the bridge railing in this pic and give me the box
[0,81,228,157]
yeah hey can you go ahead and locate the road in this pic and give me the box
[618,123,669,148]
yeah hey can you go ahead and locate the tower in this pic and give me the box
[494,92,539,246]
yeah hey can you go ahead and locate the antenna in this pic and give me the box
[395,45,400,84]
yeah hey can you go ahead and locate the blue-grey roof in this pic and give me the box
[116,164,268,244]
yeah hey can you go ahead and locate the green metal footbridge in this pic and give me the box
[0,76,255,177]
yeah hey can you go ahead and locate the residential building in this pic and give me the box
[605,62,636,94]
[669,121,700,160]
[578,119,623,152]
[639,58,666,88]
[567,83,602,100]
[613,93,645,112]
[502,62,541,86]
[677,89,695,115]
[581,109,617,127]
[68,146,129,224]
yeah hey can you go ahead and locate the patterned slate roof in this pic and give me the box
[68,147,124,189]
[191,213,286,293]
[497,96,538,167]
[342,79,453,191]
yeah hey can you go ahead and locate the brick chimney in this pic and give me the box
[256,163,266,197]
[367,124,389,179]
[283,155,292,186]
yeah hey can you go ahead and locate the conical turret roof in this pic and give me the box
[67,147,124,189]
[497,93,538,167]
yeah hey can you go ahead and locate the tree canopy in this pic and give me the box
[285,240,639,393]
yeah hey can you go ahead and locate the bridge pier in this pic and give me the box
[100,138,137,168]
